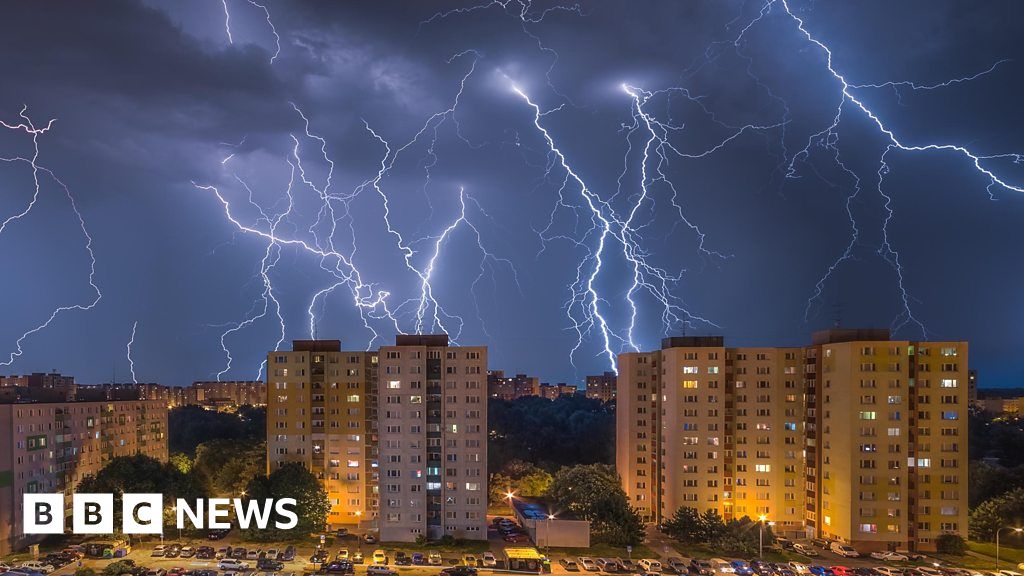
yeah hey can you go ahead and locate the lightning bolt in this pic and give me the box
[703,0,1023,336]
[1,107,102,367]
[220,0,282,64]
[127,320,139,384]
[512,84,719,373]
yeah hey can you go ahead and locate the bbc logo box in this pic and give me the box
[23,493,163,534]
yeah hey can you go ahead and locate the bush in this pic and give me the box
[936,534,967,555]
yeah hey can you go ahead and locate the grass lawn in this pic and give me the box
[969,540,1024,565]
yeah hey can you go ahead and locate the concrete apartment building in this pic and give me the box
[487,371,540,401]
[188,381,267,410]
[0,398,168,555]
[539,383,577,400]
[585,372,617,403]
[377,335,488,542]
[616,330,969,553]
[266,340,379,528]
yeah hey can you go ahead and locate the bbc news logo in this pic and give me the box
[23,494,298,535]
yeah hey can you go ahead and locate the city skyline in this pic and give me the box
[2,1,1023,389]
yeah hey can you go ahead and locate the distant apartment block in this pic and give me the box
[266,340,378,528]
[378,335,488,542]
[0,388,167,555]
[487,371,540,401]
[539,383,577,400]
[585,371,616,403]
[188,381,267,410]
[616,330,969,553]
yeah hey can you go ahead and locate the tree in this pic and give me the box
[970,486,1024,542]
[77,454,207,529]
[169,453,194,474]
[103,561,136,576]
[489,460,553,505]
[243,462,328,541]
[168,405,266,455]
[970,461,1024,508]
[936,534,967,555]
[489,395,614,472]
[547,464,644,546]
[662,507,702,543]
[193,439,266,496]
[75,569,96,576]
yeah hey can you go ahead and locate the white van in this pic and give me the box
[638,560,663,573]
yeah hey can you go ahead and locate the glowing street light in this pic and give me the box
[996,526,1023,569]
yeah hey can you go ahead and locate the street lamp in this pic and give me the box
[757,515,773,559]
[545,514,555,548]
[996,526,1023,569]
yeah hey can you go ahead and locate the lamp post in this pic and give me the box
[996,526,1023,569]
[758,515,772,559]
[504,490,516,515]
[546,514,555,548]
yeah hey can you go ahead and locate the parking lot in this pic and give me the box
[3,519,1021,576]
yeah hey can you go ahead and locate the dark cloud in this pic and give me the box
[1,0,1022,387]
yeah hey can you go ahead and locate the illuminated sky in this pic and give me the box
[2,1,1023,387]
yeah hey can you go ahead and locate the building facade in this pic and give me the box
[585,372,617,403]
[266,340,378,528]
[188,381,267,410]
[616,330,969,553]
[377,335,488,542]
[539,383,577,400]
[0,399,168,555]
[487,371,540,401]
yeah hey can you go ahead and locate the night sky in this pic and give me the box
[2,1,1023,388]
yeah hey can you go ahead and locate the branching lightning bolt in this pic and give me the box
[220,0,282,64]
[1,107,102,367]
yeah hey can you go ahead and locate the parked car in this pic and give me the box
[620,559,638,573]
[336,549,350,561]
[196,546,215,560]
[246,549,260,561]
[579,558,599,572]
[216,547,230,560]
[807,567,834,576]
[596,559,618,572]
[218,560,248,571]
[412,553,426,565]
[730,562,753,576]
[690,559,715,576]
[874,568,903,576]
[811,539,829,549]
[144,569,166,576]
[179,547,195,559]
[830,566,853,576]
[324,561,355,574]
[165,544,182,558]
[503,532,529,543]
[372,550,388,565]
[231,547,248,560]
[363,534,377,544]
[428,552,443,566]
[640,560,664,573]
[853,568,880,576]
[665,558,689,574]
[311,550,330,564]
[18,563,52,574]
[440,568,477,576]
[151,545,167,558]
[367,567,396,576]
[351,552,364,565]
[561,559,581,571]
[462,555,478,567]
[265,548,278,560]
[282,546,296,561]
[394,552,412,566]
[793,543,818,557]
[776,537,794,550]
[257,558,283,572]
[869,552,907,562]
[481,553,497,568]
[709,560,736,574]
[829,543,860,558]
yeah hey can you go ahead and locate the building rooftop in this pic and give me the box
[395,334,450,347]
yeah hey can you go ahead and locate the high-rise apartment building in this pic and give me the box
[616,330,968,553]
[539,383,577,400]
[0,398,168,555]
[377,335,487,542]
[585,372,617,403]
[266,340,379,528]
